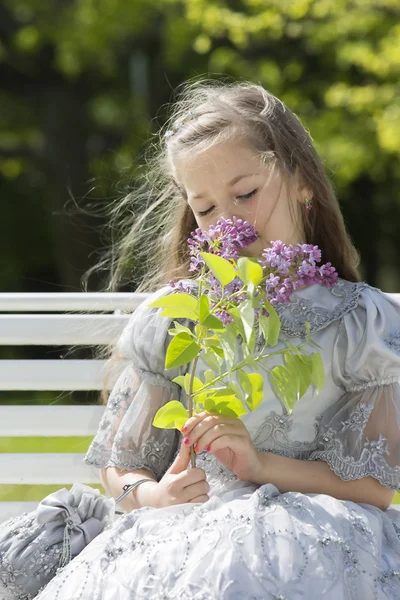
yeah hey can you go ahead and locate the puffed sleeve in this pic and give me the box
[84,284,191,481]
[308,286,400,491]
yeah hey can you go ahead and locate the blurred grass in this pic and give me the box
[0,437,93,453]
[1,437,399,504]
[1,484,105,501]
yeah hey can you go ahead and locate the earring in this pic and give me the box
[305,198,313,212]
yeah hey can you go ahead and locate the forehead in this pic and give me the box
[173,140,263,190]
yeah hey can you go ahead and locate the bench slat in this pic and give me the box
[0,454,100,484]
[0,314,130,345]
[0,405,105,436]
[0,292,149,312]
[0,360,127,390]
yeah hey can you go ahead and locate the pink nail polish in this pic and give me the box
[183,437,190,445]
[206,446,211,452]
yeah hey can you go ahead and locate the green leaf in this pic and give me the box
[237,256,263,285]
[270,365,297,414]
[258,313,269,348]
[262,299,281,346]
[207,386,235,396]
[152,401,189,430]
[195,324,207,338]
[227,306,246,340]
[247,373,264,411]
[202,336,224,357]
[229,380,245,403]
[211,396,247,417]
[199,252,237,285]
[204,369,214,384]
[172,321,194,336]
[311,352,325,393]
[242,341,258,369]
[199,293,210,323]
[238,299,255,344]
[201,349,223,374]
[219,327,237,372]
[172,373,204,394]
[284,353,312,399]
[238,370,252,398]
[165,333,200,369]
[148,293,199,321]
[203,397,240,418]
[202,313,225,330]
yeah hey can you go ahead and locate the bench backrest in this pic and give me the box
[0,292,143,522]
[1,291,399,523]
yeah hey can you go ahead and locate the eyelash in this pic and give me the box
[198,189,257,217]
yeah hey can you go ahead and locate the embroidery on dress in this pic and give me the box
[383,331,400,356]
[340,401,375,432]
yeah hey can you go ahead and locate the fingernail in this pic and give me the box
[183,437,190,445]
[194,443,199,453]
[206,446,211,452]
[181,425,187,433]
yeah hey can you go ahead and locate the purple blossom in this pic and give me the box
[169,280,192,293]
[182,220,338,322]
[260,240,338,305]
[188,217,258,273]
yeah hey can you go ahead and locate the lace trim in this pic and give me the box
[308,428,400,491]
[345,377,400,393]
[84,435,176,481]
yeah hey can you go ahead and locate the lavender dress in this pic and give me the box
[35,278,400,599]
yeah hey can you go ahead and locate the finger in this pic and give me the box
[182,413,226,448]
[180,411,215,435]
[203,433,247,455]
[194,424,243,454]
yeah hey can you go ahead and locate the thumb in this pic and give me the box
[167,438,192,475]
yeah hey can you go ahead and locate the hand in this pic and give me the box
[181,411,263,483]
[153,438,210,507]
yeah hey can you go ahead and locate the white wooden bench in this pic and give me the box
[1,291,399,523]
[0,292,145,523]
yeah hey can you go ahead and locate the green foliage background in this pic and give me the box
[1,0,399,504]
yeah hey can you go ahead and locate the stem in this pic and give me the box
[192,346,292,397]
[188,354,200,468]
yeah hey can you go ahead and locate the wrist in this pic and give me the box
[135,480,159,508]
[250,449,270,485]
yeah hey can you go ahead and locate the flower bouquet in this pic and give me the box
[148,217,338,467]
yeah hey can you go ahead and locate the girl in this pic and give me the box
[36,78,400,599]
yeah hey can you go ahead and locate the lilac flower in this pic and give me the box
[260,240,338,305]
[188,217,258,273]
[184,220,338,320]
[169,280,192,293]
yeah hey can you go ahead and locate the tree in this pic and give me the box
[1,0,399,291]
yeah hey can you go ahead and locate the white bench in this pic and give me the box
[0,292,145,523]
[0,291,399,523]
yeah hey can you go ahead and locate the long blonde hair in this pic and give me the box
[85,76,361,403]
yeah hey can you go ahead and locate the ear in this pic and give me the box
[294,168,313,205]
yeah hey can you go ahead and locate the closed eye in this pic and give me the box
[198,189,257,217]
